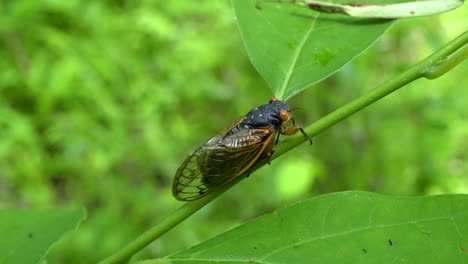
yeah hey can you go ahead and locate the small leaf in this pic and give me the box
[0,209,86,264]
[145,191,468,263]
[303,0,464,19]
[232,0,400,100]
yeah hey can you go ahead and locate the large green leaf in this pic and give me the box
[144,191,468,263]
[0,209,85,264]
[232,0,399,100]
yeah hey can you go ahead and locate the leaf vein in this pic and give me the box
[276,13,319,100]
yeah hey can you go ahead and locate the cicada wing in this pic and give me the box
[172,128,274,201]
[172,136,221,201]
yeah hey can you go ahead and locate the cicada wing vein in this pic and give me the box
[172,127,274,201]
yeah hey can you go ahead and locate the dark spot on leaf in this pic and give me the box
[255,5,262,10]
[389,239,393,246]
[362,248,367,253]
[410,11,415,15]
[287,42,297,50]
[28,232,33,239]
[253,246,257,250]
[422,231,430,236]
[462,247,466,253]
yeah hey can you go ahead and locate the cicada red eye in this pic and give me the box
[279,109,289,121]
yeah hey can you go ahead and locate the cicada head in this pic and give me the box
[267,97,291,126]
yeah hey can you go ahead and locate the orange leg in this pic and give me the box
[281,126,299,135]
[280,117,312,144]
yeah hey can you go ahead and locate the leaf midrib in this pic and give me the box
[276,13,319,100]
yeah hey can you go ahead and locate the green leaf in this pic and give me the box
[231,0,399,100]
[0,209,86,264]
[143,191,468,263]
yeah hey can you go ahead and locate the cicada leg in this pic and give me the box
[262,140,276,165]
[280,116,313,144]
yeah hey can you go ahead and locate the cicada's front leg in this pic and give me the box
[279,114,313,144]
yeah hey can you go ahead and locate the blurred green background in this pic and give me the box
[0,1,466,263]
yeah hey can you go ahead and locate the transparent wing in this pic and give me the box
[172,128,273,201]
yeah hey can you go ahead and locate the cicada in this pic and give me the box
[172,97,312,201]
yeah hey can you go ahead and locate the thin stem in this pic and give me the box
[98,30,467,264]
[423,39,468,79]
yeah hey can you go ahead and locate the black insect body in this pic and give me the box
[172,97,312,201]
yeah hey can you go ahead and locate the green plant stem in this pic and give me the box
[424,38,468,79]
[98,30,467,264]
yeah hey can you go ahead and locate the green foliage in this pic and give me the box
[151,192,468,264]
[232,0,398,100]
[0,209,84,264]
[0,0,466,263]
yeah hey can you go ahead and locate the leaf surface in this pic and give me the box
[232,0,400,100]
[0,209,85,264]
[145,191,468,263]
